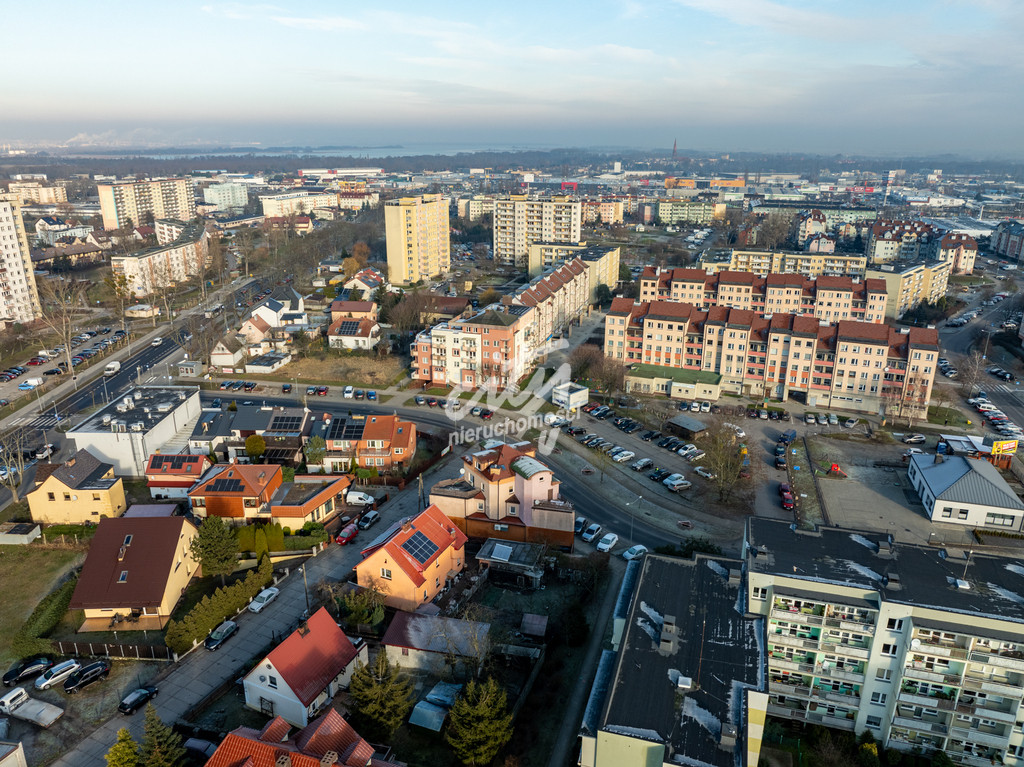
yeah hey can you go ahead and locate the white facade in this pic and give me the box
[97,178,196,231]
[492,194,581,267]
[552,382,589,411]
[110,225,209,298]
[259,191,337,217]
[0,193,41,324]
[203,183,249,212]
[68,387,203,477]
[907,454,1024,531]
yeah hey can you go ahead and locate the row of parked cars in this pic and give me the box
[968,395,1024,440]
[2,656,119,698]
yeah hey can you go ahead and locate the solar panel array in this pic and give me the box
[402,530,439,564]
[209,477,244,492]
[269,415,303,431]
[153,454,198,470]
[338,320,361,335]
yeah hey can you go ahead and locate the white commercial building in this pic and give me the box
[907,453,1024,531]
[110,222,209,298]
[259,191,338,217]
[68,387,203,477]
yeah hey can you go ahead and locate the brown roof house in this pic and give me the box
[69,516,198,631]
[26,448,127,525]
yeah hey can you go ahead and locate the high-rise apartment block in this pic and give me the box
[385,194,450,285]
[8,181,68,205]
[203,182,249,212]
[492,194,581,267]
[0,193,41,325]
[698,249,869,279]
[110,222,209,298]
[97,178,196,231]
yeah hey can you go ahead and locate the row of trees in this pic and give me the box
[104,706,185,767]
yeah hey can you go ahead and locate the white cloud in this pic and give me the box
[269,14,365,31]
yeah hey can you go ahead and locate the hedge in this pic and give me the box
[14,576,78,656]
[164,557,273,655]
[235,523,286,556]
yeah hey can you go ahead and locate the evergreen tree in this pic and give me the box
[446,677,514,766]
[245,434,266,461]
[304,435,326,466]
[190,516,238,585]
[138,705,186,767]
[348,652,414,740]
[105,728,139,767]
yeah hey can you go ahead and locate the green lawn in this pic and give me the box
[927,405,969,429]
[0,547,85,665]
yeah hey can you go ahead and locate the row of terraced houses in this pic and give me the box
[605,297,939,416]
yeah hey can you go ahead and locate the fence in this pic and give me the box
[51,640,173,661]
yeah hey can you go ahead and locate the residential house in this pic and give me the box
[190,404,318,464]
[355,505,468,611]
[242,607,368,726]
[430,441,575,548]
[238,314,273,345]
[203,709,402,767]
[145,453,211,500]
[68,516,198,631]
[907,453,1024,531]
[992,220,1024,260]
[343,266,388,294]
[420,295,472,325]
[381,612,490,679]
[263,215,313,235]
[189,463,284,523]
[935,232,978,275]
[327,317,381,351]
[329,300,378,323]
[27,449,126,525]
[313,413,417,474]
[269,475,352,527]
[210,334,245,370]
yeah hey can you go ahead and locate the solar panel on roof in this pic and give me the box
[209,477,244,492]
[269,416,303,430]
[402,530,439,564]
[338,320,360,335]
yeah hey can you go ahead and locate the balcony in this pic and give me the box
[955,700,1017,723]
[969,649,1024,673]
[961,675,1022,698]
[947,751,1004,767]
[771,607,824,625]
[892,717,949,735]
[769,657,815,674]
[915,641,968,660]
[770,633,820,651]
[768,680,812,698]
[818,641,870,660]
[811,686,860,705]
[816,666,866,684]
[902,667,963,686]
[898,689,955,710]
[804,711,856,731]
[767,703,806,720]
[948,726,1011,750]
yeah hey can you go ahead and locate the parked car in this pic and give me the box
[695,466,716,480]
[781,491,795,510]
[281,384,292,394]
[622,544,649,561]
[3,657,53,688]
[596,533,619,553]
[35,444,54,460]
[357,510,381,530]
[306,386,318,396]
[367,391,377,401]
[63,659,111,694]
[204,620,238,651]
[335,524,358,545]
[35,659,81,690]
[844,418,857,429]
[582,523,603,543]
[775,456,787,470]
[343,386,354,398]
[902,434,926,444]
[648,469,671,482]
[664,475,693,492]
[574,516,588,535]
[248,587,280,613]
[317,386,328,396]
[414,395,426,405]
[631,458,653,472]
[118,685,158,715]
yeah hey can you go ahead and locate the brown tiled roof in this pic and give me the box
[69,517,196,610]
[836,320,892,343]
[608,297,635,315]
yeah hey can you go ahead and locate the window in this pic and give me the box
[986,513,1016,527]
[870,692,887,705]
[118,571,128,583]
[752,587,768,600]
[875,668,892,682]
[47,492,55,501]
[268,676,277,689]
[93,493,101,502]
[957,509,968,520]
[380,568,392,580]
[866,715,882,728]
[63,493,70,501]
[401,647,409,656]
[886,619,904,632]
[881,644,897,656]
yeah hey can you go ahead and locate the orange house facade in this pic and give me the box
[189,464,284,523]
[355,505,468,611]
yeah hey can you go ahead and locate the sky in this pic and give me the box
[3,0,1023,157]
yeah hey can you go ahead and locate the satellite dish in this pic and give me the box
[911,638,921,650]
[259,675,266,682]
[821,660,830,670]
[459,468,465,474]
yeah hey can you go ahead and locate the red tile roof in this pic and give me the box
[607,297,635,315]
[264,608,360,706]
[367,505,467,588]
[191,464,282,498]
[203,709,397,767]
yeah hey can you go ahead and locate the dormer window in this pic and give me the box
[118,571,128,583]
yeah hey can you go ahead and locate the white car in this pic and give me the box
[903,448,925,459]
[699,401,711,413]
[35,443,55,460]
[346,491,375,506]
[695,466,716,480]
[343,386,354,398]
[151,337,163,347]
[582,523,603,543]
[596,533,619,552]
[723,423,745,439]
[622,544,649,561]
[248,587,280,613]
[613,450,635,463]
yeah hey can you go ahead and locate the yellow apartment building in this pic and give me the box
[385,194,450,285]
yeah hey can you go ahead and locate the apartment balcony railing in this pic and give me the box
[770,634,819,651]
[948,726,1011,750]
[767,680,812,698]
[768,657,816,674]
[915,641,968,660]
[969,649,1024,673]
[954,701,1017,723]
[818,640,869,660]
[902,667,963,686]
[804,711,855,731]
[961,675,1021,698]
[897,689,955,710]
[810,687,861,705]
[892,717,949,736]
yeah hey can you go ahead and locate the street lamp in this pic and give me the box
[625,494,642,542]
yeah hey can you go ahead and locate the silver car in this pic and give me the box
[35,659,81,690]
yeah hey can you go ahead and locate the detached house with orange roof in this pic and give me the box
[188,463,284,523]
[268,474,352,527]
[145,453,211,499]
[242,607,368,726]
[238,313,273,344]
[203,708,402,767]
[311,413,417,474]
[355,504,468,611]
[430,440,575,548]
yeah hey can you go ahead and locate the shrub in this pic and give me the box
[13,576,78,656]
[254,527,268,558]
[265,522,285,552]
[236,525,255,553]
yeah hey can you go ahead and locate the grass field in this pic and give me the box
[0,546,85,665]
[927,405,970,429]
[260,355,405,389]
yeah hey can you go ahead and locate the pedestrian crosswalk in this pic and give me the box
[7,414,62,430]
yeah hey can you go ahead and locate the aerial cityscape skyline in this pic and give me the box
[4,0,1023,157]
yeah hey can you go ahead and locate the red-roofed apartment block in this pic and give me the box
[242,607,367,726]
[355,505,468,611]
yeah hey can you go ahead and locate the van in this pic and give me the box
[343,386,354,399]
[976,403,997,412]
[357,510,381,530]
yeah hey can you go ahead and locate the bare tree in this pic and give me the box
[104,272,133,351]
[388,291,431,338]
[957,350,985,397]
[37,277,90,391]
[698,417,749,503]
[0,426,35,503]
[174,313,220,369]
[756,212,793,250]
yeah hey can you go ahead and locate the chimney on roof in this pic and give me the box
[297,622,309,637]
[275,757,292,767]
[401,520,412,533]
[319,752,339,767]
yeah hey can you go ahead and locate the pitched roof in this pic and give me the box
[363,505,467,588]
[47,448,114,490]
[381,611,490,657]
[244,315,271,333]
[204,709,398,767]
[910,454,1024,511]
[146,453,209,475]
[69,517,196,610]
[330,300,376,315]
[190,464,282,497]
[264,608,361,706]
